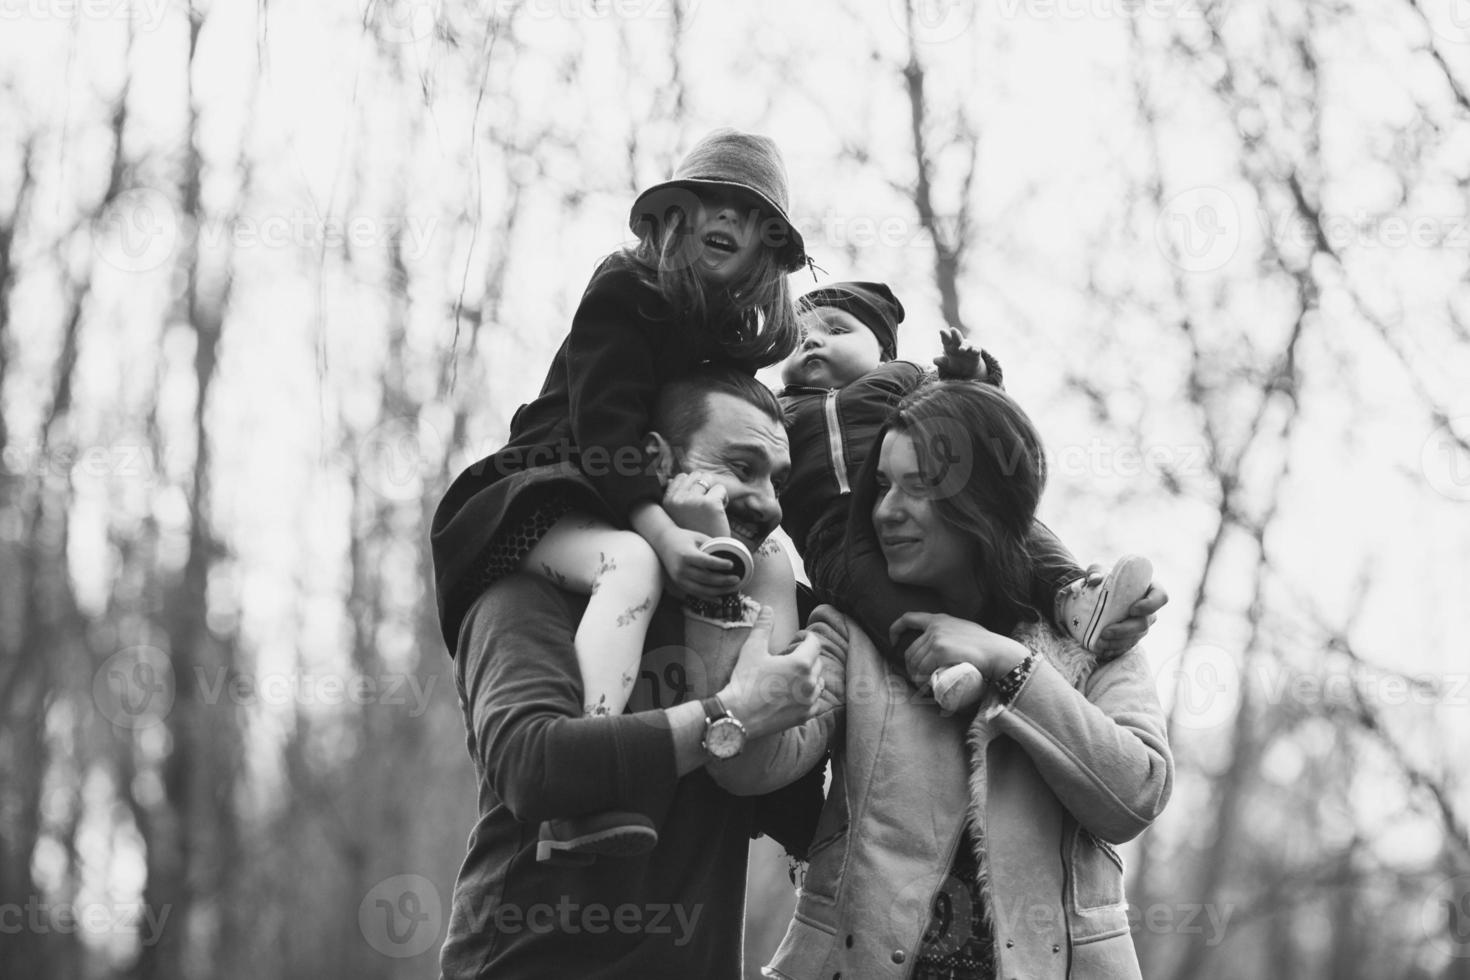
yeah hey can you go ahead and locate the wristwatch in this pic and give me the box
[700,695,747,760]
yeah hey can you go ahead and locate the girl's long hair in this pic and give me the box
[623,202,800,368]
[847,379,1047,634]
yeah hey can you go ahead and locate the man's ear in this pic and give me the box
[645,431,676,483]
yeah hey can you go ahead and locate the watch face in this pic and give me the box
[705,717,746,759]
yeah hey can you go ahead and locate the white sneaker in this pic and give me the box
[1055,556,1153,653]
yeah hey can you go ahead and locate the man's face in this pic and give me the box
[675,391,790,549]
[780,307,885,389]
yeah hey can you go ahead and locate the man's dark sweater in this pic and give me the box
[441,573,820,980]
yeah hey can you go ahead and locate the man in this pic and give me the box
[431,367,831,979]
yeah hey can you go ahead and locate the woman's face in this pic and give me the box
[871,430,977,598]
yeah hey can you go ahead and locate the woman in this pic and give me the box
[763,380,1173,980]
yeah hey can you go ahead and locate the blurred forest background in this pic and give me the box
[2,0,1470,977]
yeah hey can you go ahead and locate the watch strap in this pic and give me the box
[700,695,728,723]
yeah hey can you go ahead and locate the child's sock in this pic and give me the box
[932,662,984,713]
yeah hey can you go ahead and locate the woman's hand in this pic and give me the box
[891,611,1029,687]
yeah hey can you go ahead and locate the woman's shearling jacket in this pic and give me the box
[763,605,1174,980]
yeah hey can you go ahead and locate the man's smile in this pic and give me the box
[728,516,767,547]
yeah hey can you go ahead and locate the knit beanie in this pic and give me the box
[799,281,904,360]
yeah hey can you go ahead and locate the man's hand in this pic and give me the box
[933,328,982,380]
[718,606,825,738]
[1093,578,1169,659]
[663,471,732,540]
[891,611,1028,685]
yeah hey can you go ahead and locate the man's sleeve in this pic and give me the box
[457,575,680,822]
[748,757,829,859]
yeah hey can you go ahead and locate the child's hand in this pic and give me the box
[663,472,732,540]
[933,328,983,380]
[653,525,743,599]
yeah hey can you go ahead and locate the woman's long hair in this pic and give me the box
[623,202,800,368]
[847,379,1047,634]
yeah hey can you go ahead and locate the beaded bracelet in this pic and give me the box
[994,652,1038,705]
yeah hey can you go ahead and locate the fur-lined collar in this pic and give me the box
[963,622,1095,949]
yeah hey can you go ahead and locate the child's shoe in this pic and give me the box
[535,812,658,866]
[1055,555,1154,655]
[932,662,984,713]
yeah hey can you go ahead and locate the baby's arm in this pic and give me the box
[933,328,1004,386]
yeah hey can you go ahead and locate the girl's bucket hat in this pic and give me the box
[629,128,807,273]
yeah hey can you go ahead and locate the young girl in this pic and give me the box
[431,129,805,863]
